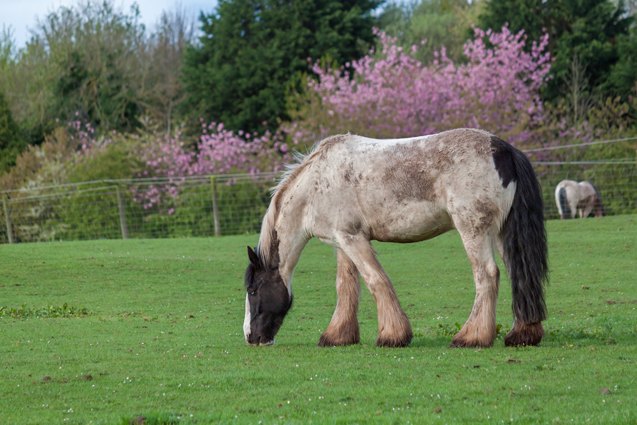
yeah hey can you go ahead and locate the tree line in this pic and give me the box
[1,0,636,191]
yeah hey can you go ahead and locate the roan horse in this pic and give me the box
[244,128,548,348]
[555,179,604,219]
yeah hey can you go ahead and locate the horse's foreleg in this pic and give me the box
[451,232,499,348]
[580,198,594,218]
[336,233,413,347]
[318,249,361,347]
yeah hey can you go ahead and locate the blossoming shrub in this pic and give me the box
[133,122,287,234]
[290,27,551,147]
[0,121,123,242]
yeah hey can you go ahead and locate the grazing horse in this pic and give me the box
[244,128,548,348]
[555,180,604,219]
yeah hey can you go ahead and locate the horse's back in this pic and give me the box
[577,181,596,198]
[350,128,494,154]
[329,128,506,199]
[306,129,516,242]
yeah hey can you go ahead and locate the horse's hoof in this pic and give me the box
[450,328,495,348]
[449,337,493,349]
[318,333,359,347]
[504,322,543,347]
[376,333,413,348]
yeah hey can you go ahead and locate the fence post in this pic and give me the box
[115,186,129,240]
[211,176,221,237]
[2,197,13,244]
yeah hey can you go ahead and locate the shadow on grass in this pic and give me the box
[122,414,182,425]
[410,320,637,348]
[547,327,637,346]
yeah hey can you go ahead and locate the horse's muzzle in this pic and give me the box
[246,334,275,346]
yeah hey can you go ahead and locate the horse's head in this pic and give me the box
[243,246,292,345]
[593,188,605,217]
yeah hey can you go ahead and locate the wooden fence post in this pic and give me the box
[115,187,129,240]
[211,176,221,237]
[2,197,13,244]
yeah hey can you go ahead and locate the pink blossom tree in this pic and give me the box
[193,122,287,175]
[290,26,551,147]
[135,26,552,211]
[134,122,288,210]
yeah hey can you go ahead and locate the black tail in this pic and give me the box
[491,137,548,325]
[558,187,571,219]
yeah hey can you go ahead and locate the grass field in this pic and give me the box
[1,215,636,424]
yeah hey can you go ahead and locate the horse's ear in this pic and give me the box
[247,246,260,268]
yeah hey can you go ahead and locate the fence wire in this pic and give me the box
[1,163,635,244]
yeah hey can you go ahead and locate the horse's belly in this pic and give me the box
[368,202,453,243]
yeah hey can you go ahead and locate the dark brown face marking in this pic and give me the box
[245,246,292,345]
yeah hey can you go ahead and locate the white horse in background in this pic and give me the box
[555,180,604,219]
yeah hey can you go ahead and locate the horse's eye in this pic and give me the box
[248,290,257,296]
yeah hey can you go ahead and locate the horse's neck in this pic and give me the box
[278,225,309,290]
[262,191,310,291]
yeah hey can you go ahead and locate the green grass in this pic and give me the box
[0,215,636,424]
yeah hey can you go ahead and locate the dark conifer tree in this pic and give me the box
[182,0,382,134]
[478,0,634,101]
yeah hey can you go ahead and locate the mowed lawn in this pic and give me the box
[0,215,635,424]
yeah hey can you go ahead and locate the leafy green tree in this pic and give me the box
[38,1,146,132]
[182,0,381,134]
[0,27,14,67]
[478,0,634,102]
[0,91,25,172]
[0,0,148,149]
[377,1,411,37]
[381,0,483,63]
[139,6,195,134]
[605,25,637,96]
[0,34,57,147]
[477,0,548,48]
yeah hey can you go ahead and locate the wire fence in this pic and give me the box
[0,161,635,244]
[0,173,278,244]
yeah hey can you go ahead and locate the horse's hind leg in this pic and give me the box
[569,197,578,219]
[336,233,413,347]
[451,229,500,348]
[319,249,361,346]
